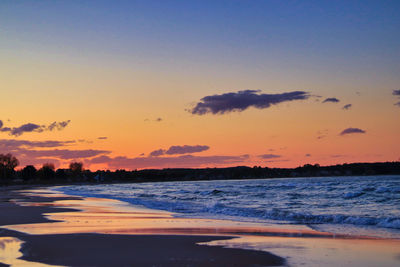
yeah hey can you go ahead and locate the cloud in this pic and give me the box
[342,104,352,110]
[189,90,311,115]
[305,154,311,157]
[16,148,110,160]
[155,118,163,122]
[393,90,400,106]
[149,145,210,156]
[0,120,71,136]
[317,135,326,140]
[149,149,165,157]
[165,145,209,155]
[322,97,340,103]
[97,137,108,140]
[258,154,281,159]
[0,120,3,128]
[0,139,75,150]
[0,138,110,167]
[340,127,366,135]
[47,120,71,131]
[87,154,249,169]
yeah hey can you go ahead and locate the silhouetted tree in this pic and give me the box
[69,162,83,174]
[38,163,55,180]
[0,153,19,179]
[21,165,37,181]
[55,168,67,180]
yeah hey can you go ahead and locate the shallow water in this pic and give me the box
[59,175,400,239]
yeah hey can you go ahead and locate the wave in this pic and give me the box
[59,186,400,230]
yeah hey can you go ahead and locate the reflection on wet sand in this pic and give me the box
[0,237,62,267]
[6,195,336,237]
[4,188,400,267]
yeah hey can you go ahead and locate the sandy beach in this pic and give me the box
[0,186,285,267]
[1,186,400,267]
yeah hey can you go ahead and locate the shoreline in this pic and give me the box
[1,185,400,266]
[0,186,285,267]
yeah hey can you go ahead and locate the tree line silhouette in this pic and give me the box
[1,153,399,185]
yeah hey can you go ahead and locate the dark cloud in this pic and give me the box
[258,154,281,159]
[340,127,366,135]
[305,154,311,157]
[155,118,163,122]
[149,149,165,157]
[165,145,209,155]
[16,148,110,160]
[264,159,290,163]
[0,139,75,150]
[190,90,311,115]
[0,120,3,128]
[97,137,108,140]
[149,145,210,157]
[322,97,340,103]
[317,135,326,140]
[342,104,352,110]
[0,120,71,136]
[393,90,400,106]
[87,154,249,169]
[47,120,71,131]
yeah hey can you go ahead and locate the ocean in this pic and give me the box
[58,175,400,239]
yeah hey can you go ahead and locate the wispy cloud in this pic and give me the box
[393,90,400,106]
[16,149,110,160]
[340,127,366,135]
[0,139,75,150]
[189,90,311,115]
[258,154,281,159]
[0,138,110,166]
[149,149,165,157]
[0,120,71,136]
[342,104,352,110]
[87,154,249,169]
[149,145,210,157]
[322,97,340,103]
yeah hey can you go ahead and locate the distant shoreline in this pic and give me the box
[1,161,399,186]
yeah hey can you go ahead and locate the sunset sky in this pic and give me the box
[1,0,399,170]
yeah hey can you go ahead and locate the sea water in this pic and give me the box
[59,175,400,239]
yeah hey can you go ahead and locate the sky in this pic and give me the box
[1,0,399,170]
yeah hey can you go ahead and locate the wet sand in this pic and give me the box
[0,186,284,267]
[1,186,400,266]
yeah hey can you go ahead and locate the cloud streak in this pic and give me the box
[258,154,281,159]
[342,104,352,110]
[0,120,71,136]
[149,145,210,157]
[322,97,340,103]
[190,90,311,115]
[87,154,249,169]
[340,127,366,136]
[0,139,75,150]
[393,90,400,106]
[16,149,110,160]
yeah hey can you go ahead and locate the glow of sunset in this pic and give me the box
[1,1,399,170]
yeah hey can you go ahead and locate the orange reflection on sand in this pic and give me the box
[200,235,400,267]
[6,194,333,238]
